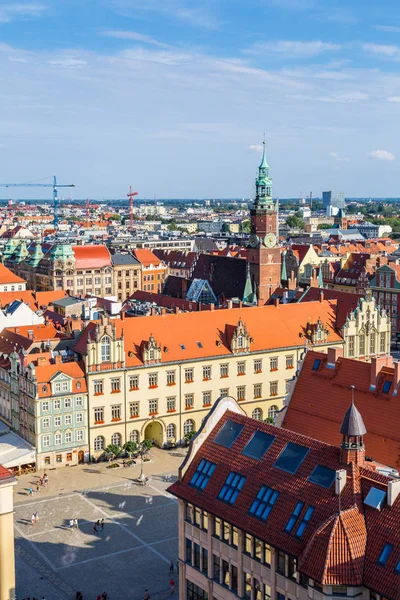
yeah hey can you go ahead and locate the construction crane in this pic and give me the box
[86,198,90,227]
[127,185,138,229]
[0,176,75,229]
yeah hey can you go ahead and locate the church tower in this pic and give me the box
[247,140,281,302]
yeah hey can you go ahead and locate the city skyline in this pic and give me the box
[1,0,400,198]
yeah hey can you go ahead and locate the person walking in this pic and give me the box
[93,523,98,534]
[34,512,39,524]
[143,590,150,600]
[100,518,104,531]
[169,560,174,572]
[31,513,36,526]
[29,487,33,496]
[96,519,101,529]
[69,519,74,531]
[169,579,175,595]
[74,518,78,529]
[36,482,40,493]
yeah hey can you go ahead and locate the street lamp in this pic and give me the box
[137,442,147,484]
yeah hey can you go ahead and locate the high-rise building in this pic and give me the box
[247,142,281,302]
[322,190,345,211]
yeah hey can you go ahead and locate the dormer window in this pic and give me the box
[143,334,161,364]
[231,319,251,353]
[101,336,111,362]
[237,335,243,349]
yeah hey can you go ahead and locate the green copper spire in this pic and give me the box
[243,263,256,304]
[259,136,269,171]
[28,241,44,267]
[281,251,287,282]
[318,266,323,288]
[254,136,273,208]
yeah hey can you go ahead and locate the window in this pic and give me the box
[222,559,229,587]
[64,398,71,409]
[111,433,121,446]
[149,399,158,414]
[111,378,120,392]
[214,419,243,447]
[308,465,336,488]
[285,501,304,533]
[249,485,279,521]
[185,394,194,409]
[218,471,246,504]
[54,416,61,427]
[111,405,121,420]
[370,332,376,354]
[190,459,216,490]
[194,543,201,569]
[252,407,262,420]
[380,332,386,353]
[332,586,347,596]
[237,386,245,401]
[277,551,286,575]
[220,363,229,377]
[184,419,195,435]
[94,380,103,395]
[254,383,262,398]
[286,355,294,369]
[55,381,69,393]
[357,334,364,354]
[268,405,278,420]
[295,506,314,537]
[220,388,229,397]
[130,430,139,443]
[75,413,83,424]
[185,368,194,383]
[54,399,61,410]
[395,559,400,574]
[94,436,105,451]
[166,370,176,385]
[378,543,393,566]
[270,357,278,370]
[166,423,175,439]
[312,358,321,371]
[254,359,262,373]
[213,554,220,582]
[42,418,50,429]
[75,396,83,407]
[65,415,72,425]
[42,401,49,412]
[202,547,208,575]
[383,380,391,394]
[203,366,211,380]
[101,336,111,362]
[202,391,211,406]
[270,381,278,396]
[242,430,275,460]
[55,433,61,445]
[129,402,139,417]
[129,375,139,389]
[65,432,72,443]
[166,396,176,411]
[348,335,355,357]
[237,361,246,375]
[149,373,158,388]
[275,442,309,474]
[185,538,192,564]
[76,430,83,442]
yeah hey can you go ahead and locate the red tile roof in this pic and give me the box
[72,245,111,269]
[282,351,400,470]
[168,402,400,598]
[133,249,166,268]
[74,301,343,365]
[0,263,25,285]
[298,288,362,328]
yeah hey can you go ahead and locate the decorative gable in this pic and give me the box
[306,318,329,345]
[231,319,252,353]
[142,334,162,364]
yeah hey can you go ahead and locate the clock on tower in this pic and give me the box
[246,139,281,302]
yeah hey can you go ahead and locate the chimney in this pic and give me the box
[274,298,279,307]
[239,301,243,309]
[388,479,400,507]
[393,361,400,395]
[227,300,233,310]
[319,290,324,303]
[161,307,166,315]
[27,329,34,340]
[327,346,343,368]
[370,355,393,390]
[257,299,263,307]
[121,312,125,321]
[175,306,179,315]
[54,355,62,364]
[282,290,289,304]
[37,357,47,366]
[335,469,347,495]
[151,307,156,316]
[210,303,215,312]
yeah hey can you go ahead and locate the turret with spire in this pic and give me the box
[339,387,367,466]
[254,137,273,208]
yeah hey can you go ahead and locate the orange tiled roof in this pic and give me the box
[282,351,400,470]
[74,300,343,364]
[0,291,36,309]
[35,290,68,307]
[34,360,87,398]
[71,245,111,269]
[0,263,25,285]
[133,249,166,268]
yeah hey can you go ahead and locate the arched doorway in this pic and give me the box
[144,421,163,447]
[78,450,84,464]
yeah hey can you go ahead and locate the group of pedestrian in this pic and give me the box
[69,518,79,530]
[169,560,179,572]
[31,512,39,525]
[96,592,108,600]
[93,518,105,533]
[29,474,49,497]
[21,596,46,600]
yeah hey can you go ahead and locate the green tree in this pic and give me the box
[242,219,251,233]
[109,213,121,221]
[105,444,120,458]
[286,212,304,229]
[141,439,153,451]
[317,223,332,230]
[184,430,197,443]
[123,441,137,455]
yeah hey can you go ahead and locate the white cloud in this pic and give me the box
[369,150,395,161]
[246,40,340,57]
[48,58,87,69]
[315,91,368,103]
[387,96,400,102]
[119,48,192,65]
[330,152,350,162]
[0,3,46,22]
[363,43,400,60]
[249,144,263,152]
[111,0,220,30]
[101,31,170,48]
[376,25,400,33]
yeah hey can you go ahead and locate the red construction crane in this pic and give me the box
[127,186,138,228]
[8,199,13,219]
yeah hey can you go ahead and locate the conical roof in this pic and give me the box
[259,140,269,170]
[340,400,367,436]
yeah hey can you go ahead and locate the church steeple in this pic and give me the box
[254,138,273,207]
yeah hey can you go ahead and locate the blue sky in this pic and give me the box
[1,0,400,198]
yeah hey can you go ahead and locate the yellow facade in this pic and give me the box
[0,472,16,600]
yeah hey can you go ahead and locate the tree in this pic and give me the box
[317,223,331,230]
[141,439,153,451]
[109,213,121,221]
[105,444,120,458]
[286,213,304,229]
[123,441,137,455]
[264,417,276,425]
[184,430,197,443]
[242,219,251,233]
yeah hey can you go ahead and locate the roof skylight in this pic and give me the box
[242,430,275,460]
[295,506,314,538]
[312,359,321,371]
[285,501,304,534]
[214,420,243,448]
[274,442,309,474]
[378,543,393,566]
[218,471,246,505]
[308,465,336,488]
[249,485,279,522]
[364,487,387,511]
[189,459,216,490]
[382,380,392,394]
